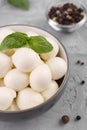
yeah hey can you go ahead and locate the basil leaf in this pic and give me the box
[8,0,29,10]
[28,36,53,54]
[0,32,28,51]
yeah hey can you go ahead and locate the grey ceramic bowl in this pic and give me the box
[47,1,87,32]
[0,25,69,121]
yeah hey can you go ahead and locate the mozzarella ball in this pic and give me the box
[26,31,38,37]
[0,28,14,42]
[12,48,42,72]
[40,37,59,60]
[46,57,67,80]
[17,88,44,110]
[0,52,12,78]
[4,69,29,91]
[30,64,52,92]
[7,101,19,111]
[0,79,4,86]
[42,80,59,100]
[0,87,16,110]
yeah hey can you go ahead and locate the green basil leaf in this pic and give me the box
[28,36,53,54]
[0,32,28,51]
[8,0,29,10]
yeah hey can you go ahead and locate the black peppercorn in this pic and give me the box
[76,115,81,120]
[61,115,70,124]
[80,62,84,65]
[80,80,85,85]
[76,60,80,64]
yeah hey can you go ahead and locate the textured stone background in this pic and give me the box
[0,0,87,130]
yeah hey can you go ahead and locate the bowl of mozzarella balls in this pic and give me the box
[0,25,69,121]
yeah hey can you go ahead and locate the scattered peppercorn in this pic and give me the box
[80,62,84,65]
[80,80,85,85]
[76,60,85,65]
[61,115,70,124]
[48,3,84,25]
[76,115,81,120]
[76,60,80,64]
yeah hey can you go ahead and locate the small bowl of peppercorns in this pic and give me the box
[47,1,87,32]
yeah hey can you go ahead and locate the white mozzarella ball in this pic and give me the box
[0,52,12,78]
[12,48,42,72]
[46,57,67,80]
[26,31,38,37]
[0,87,16,110]
[4,69,29,91]
[30,64,52,92]
[7,101,19,111]
[0,79,4,86]
[42,80,59,100]
[0,28,14,42]
[40,37,59,60]
[17,88,44,110]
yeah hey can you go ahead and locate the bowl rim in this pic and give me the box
[47,0,87,28]
[0,24,69,114]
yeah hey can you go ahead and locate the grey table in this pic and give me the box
[0,0,87,130]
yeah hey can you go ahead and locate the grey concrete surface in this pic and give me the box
[0,0,87,130]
